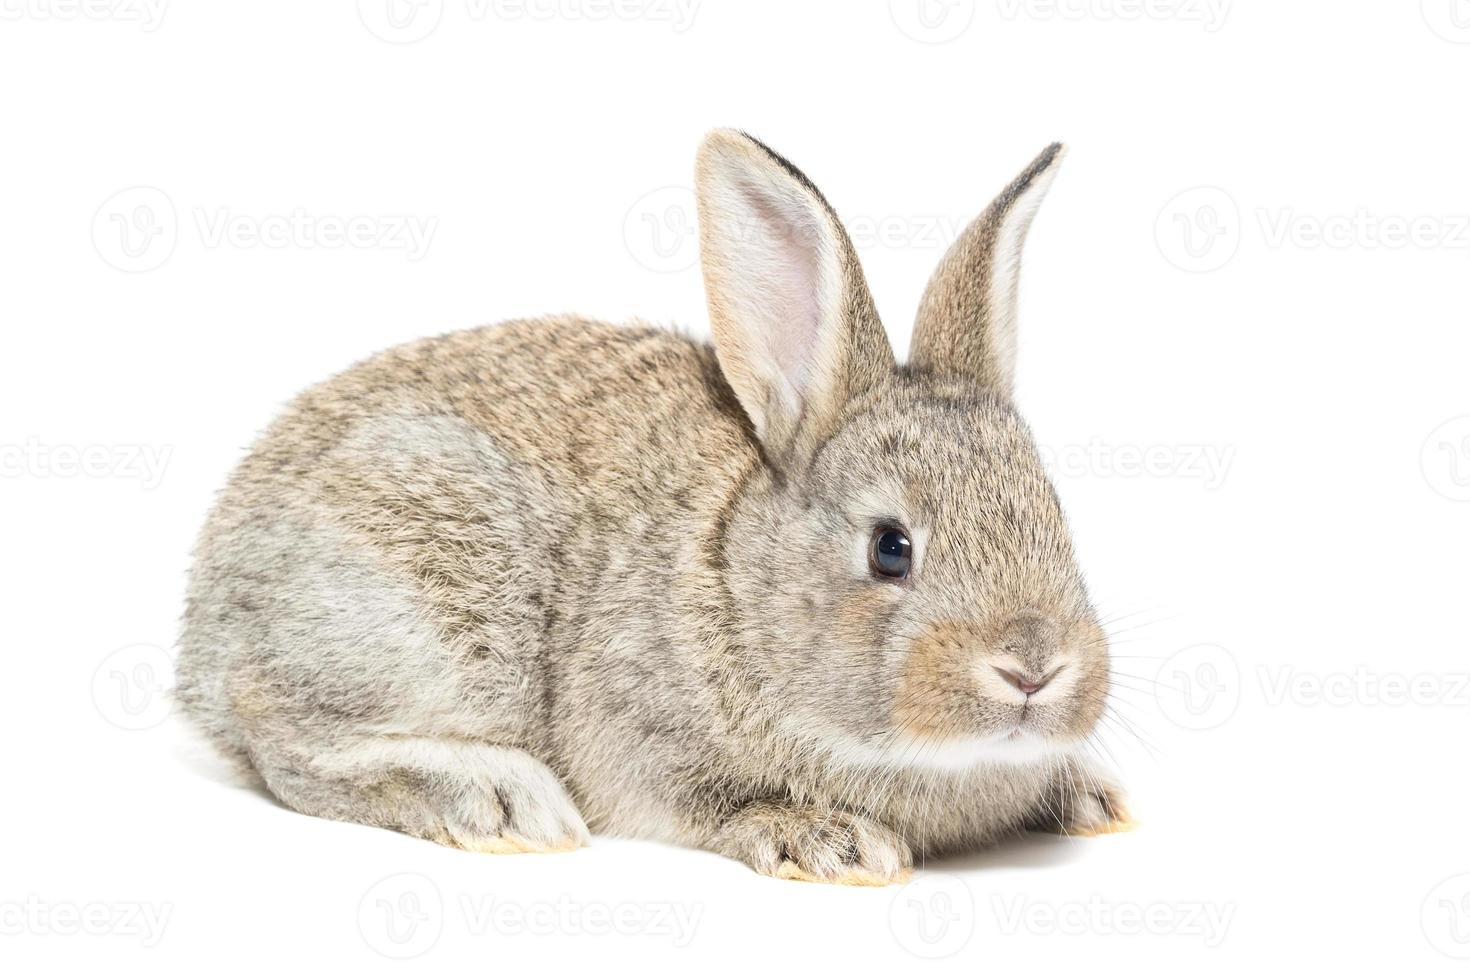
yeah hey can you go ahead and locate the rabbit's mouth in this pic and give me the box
[882,627,1105,754]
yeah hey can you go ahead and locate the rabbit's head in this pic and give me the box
[696,131,1107,769]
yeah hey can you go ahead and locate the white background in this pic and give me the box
[2,0,1468,975]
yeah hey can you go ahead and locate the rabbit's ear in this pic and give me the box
[908,143,1065,397]
[695,130,895,460]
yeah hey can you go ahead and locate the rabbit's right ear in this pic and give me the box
[908,143,1065,397]
[695,130,895,462]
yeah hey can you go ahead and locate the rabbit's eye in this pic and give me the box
[869,525,912,580]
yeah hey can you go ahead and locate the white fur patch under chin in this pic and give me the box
[798,720,1068,772]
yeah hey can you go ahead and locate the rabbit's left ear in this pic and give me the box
[908,143,1066,397]
[695,130,895,462]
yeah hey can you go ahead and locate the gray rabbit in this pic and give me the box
[176,131,1127,885]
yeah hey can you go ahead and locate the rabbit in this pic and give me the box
[175,130,1128,886]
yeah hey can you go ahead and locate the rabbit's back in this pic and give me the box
[176,317,756,784]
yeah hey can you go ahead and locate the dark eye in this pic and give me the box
[869,525,912,580]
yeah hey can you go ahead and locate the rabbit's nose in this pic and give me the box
[993,665,1052,696]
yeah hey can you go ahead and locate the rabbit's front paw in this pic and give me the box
[1035,764,1135,837]
[714,803,912,886]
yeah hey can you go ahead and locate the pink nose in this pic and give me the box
[994,666,1050,695]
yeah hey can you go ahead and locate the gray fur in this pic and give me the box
[176,131,1124,883]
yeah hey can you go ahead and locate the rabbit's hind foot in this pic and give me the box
[251,736,590,854]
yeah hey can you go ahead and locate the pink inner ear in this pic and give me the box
[736,178,826,399]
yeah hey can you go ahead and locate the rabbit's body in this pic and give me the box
[178,132,1127,883]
